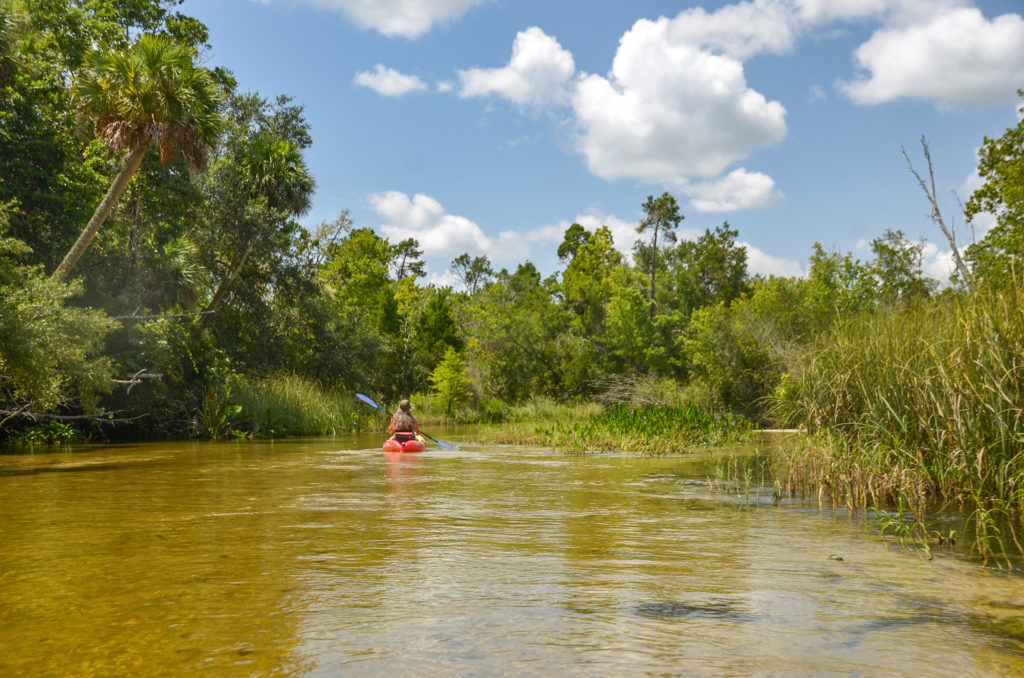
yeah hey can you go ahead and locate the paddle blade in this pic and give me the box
[422,433,454,449]
[356,392,386,413]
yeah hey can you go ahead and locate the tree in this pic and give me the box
[204,130,315,312]
[392,238,425,281]
[866,228,935,302]
[430,347,472,418]
[637,192,683,316]
[560,225,622,334]
[0,206,116,421]
[451,253,493,294]
[557,223,590,262]
[965,93,1024,284]
[672,222,749,314]
[0,4,17,88]
[52,34,224,281]
[903,137,972,285]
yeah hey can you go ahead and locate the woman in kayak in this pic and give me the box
[388,399,422,444]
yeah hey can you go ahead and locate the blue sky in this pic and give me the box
[179,0,1024,286]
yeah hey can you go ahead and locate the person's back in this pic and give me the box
[388,399,420,435]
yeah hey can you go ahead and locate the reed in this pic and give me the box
[528,403,755,454]
[774,281,1024,559]
[199,374,378,437]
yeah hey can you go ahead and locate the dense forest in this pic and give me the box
[2,1,1023,527]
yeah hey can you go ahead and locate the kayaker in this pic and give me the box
[387,399,422,445]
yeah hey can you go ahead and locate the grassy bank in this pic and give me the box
[477,399,755,454]
[774,282,1024,558]
[196,374,380,438]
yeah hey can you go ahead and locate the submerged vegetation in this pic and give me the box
[2,2,1024,554]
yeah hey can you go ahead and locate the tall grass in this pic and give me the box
[196,374,379,437]
[774,282,1024,559]
[479,401,754,454]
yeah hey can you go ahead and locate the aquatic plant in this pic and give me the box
[530,403,755,454]
[196,374,378,438]
[774,281,1024,560]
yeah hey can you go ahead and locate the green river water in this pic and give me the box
[2,434,1023,677]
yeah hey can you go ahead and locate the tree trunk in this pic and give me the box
[649,228,659,318]
[205,238,254,313]
[52,140,150,281]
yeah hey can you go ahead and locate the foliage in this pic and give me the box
[430,347,472,419]
[774,279,1024,533]
[53,32,225,280]
[965,92,1024,284]
[7,420,86,444]
[0,207,116,415]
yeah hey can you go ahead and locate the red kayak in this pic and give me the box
[383,436,426,453]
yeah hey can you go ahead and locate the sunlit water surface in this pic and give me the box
[2,436,1024,677]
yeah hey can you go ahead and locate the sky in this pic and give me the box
[179,0,1024,287]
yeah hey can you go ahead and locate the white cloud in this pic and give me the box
[741,241,805,277]
[841,7,1024,107]
[369,191,530,266]
[808,85,827,103]
[572,17,788,183]
[564,213,646,257]
[426,268,461,289]
[458,27,576,111]
[665,1,797,59]
[371,191,492,256]
[685,168,782,212]
[303,0,486,38]
[353,64,427,96]
[920,240,957,284]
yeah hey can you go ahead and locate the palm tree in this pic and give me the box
[51,34,224,281]
[204,132,315,311]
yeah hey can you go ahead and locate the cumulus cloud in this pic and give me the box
[303,0,486,38]
[741,241,805,277]
[458,27,576,111]
[369,190,530,266]
[573,17,788,184]
[841,7,1024,107]
[685,169,782,212]
[353,64,427,96]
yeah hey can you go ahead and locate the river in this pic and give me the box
[1,435,1023,676]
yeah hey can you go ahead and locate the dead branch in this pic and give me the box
[111,369,164,394]
[114,310,214,321]
[0,409,150,425]
[902,136,973,286]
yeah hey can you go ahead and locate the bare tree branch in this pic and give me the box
[0,409,150,425]
[901,136,973,286]
[114,310,214,321]
[111,369,164,394]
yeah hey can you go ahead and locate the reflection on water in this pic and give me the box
[2,438,1024,677]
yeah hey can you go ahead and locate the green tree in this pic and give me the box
[392,238,425,281]
[0,206,116,421]
[637,192,683,316]
[866,228,935,302]
[451,253,493,294]
[52,34,224,281]
[461,263,564,400]
[965,92,1024,283]
[671,222,749,315]
[557,222,590,262]
[430,347,472,418]
[204,130,315,312]
[560,225,622,334]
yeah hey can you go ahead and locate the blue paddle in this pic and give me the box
[356,393,454,449]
